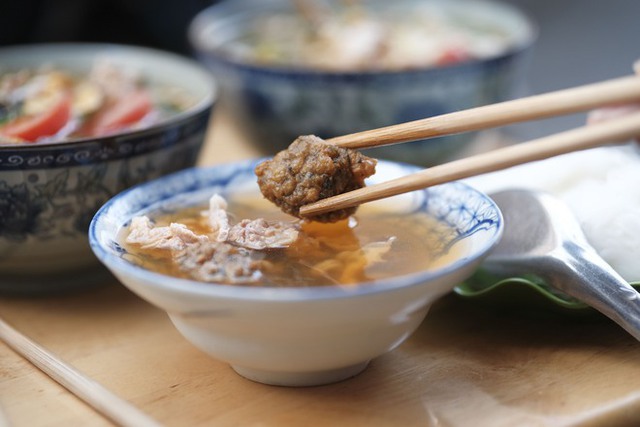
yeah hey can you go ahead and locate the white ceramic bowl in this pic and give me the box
[0,43,216,294]
[89,159,502,386]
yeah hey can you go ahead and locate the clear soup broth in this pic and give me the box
[120,194,464,287]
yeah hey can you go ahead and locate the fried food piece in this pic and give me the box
[255,135,377,222]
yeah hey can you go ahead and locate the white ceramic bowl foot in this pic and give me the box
[231,361,370,387]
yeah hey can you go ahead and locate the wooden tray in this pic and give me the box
[2,111,640,426]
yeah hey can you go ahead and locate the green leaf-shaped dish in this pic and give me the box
[455,269,640,313]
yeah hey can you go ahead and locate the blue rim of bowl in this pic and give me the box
[0,108,212,170]
[187,0,539,80]
[89,159,504,302]
[0,43,217,150]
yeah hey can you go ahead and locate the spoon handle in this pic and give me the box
[550,241,640,341]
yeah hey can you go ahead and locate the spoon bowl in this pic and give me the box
[484,189,640,340]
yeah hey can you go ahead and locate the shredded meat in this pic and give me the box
[254,135,377,223]
[125,194,300,284]
[176,240,264,283]
[207,193,231,242]
[126,216,208,251]
[228,218,300,250]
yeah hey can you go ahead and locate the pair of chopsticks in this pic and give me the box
[299,74,640,217]
[0,316,162,427]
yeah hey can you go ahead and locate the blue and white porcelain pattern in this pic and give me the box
[189,0,537,165]
[89,159,502,387]
[0,43,216,294]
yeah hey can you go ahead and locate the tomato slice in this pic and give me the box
[436,47,471,66]
[0,94,72,142]
[80,89,153,137]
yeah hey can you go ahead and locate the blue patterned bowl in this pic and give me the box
[189,0,536,166]
[0,43,216,294]
[89,159,502,386]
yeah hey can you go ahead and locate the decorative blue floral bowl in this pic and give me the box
[89,159,502,386]
[0,43,216,294]
[189,0,536,166]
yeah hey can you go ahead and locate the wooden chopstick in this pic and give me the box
[300,110,640,217]
[328,75,640,149]
[0,402,9,427]
[0,316,162,427]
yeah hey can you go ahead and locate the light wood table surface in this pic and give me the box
[1,111,640,427]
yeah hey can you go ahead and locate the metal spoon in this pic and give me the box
[483,189,640,341]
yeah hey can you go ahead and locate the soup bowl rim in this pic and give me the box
[188,0,539,78]
[89,158,503,302]
[0,42,217,150]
